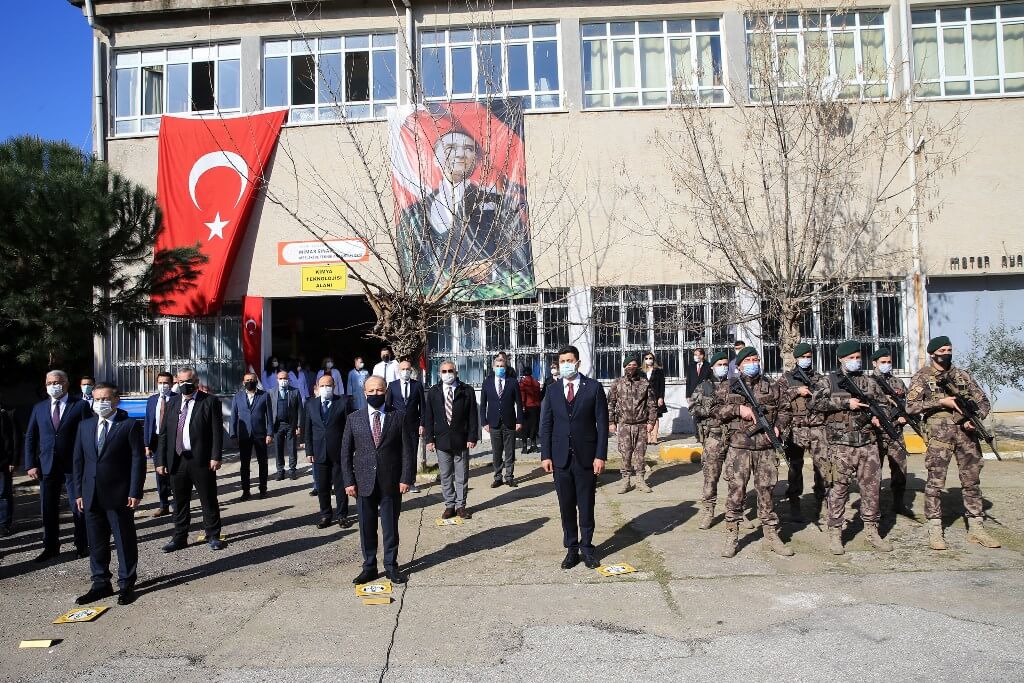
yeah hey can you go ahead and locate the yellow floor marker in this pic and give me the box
[362,597,393,606]
[355,580,393,598]
[435,517,464,527]
[597,563,638,577]
[53,606,109,624]
[20,640,61,648]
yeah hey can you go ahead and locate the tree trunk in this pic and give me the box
[779,307,802,372]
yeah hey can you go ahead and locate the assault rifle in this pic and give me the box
[837,373,904,442]
[731,378,787,459]
[872,374,926,440]
[793,365,815,389]
[936,376,1002,461]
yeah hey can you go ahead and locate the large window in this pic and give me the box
[591,285,736,381]
[746,10,890,101]
[113,43,241,135]
[760,280,908,374]
[420,23,562,110]
[110,310,244,396]
[264,34,398,123]
[582,19,725,108]
[912,4,1024,97]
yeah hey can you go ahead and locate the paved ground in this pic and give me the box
[2,445,1023,682]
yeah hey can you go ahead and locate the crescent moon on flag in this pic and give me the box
[188,151,249,211]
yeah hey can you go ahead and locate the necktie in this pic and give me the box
[97,419,108,453]
[157,395,165,430]
[403,382,408,401]
[280,389,286,400]
[51,400,60,430]
[372,410,382,446]
[567,380,575,403]
[445,386,454,424]
[322,399,330,421]
[498,378,504,396]
[175,398,191,455]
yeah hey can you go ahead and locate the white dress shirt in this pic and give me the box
[367,404,387,431]
[51,394,69,421]
[180,395,197,450]
[373,360,401,385]
[96,415,111,443]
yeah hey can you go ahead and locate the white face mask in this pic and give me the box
[325,361,334,369]
[693,356,702,364]
[93,399,115,418]
[843,359,863,373]
[713,365,729,379]
[278,379,290,389]
[318,386,333,400]
[877,362,893,375]
[355,362,364,370]
[46,384,64,399]
[644,359,654,367]
[440,371,456,385]
[400,369,413,381]
[796,357,813,370]
[550,369,559,377]
[157,383,172,396]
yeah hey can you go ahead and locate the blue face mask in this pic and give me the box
[560,362,578,379]
[843,359,863,373]
[741,362,761,378]
[713,365,729,379]
[878,362,892,375]
[796,358,812,370]
[494,367,506,378]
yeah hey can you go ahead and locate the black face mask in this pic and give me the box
[179,381,196,395]
[933,353,953,369]
[366,394,386,409]
[244,380,258,391]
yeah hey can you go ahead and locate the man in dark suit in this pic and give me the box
[155,367,225,552]
[385,358,426,492]
[24,369,91,562]
[303,375,350,529]
[72,383,146,606]
[229,371,274,500]
[423,361,479,518]
[341,375,416,585]
[143,371,174,517]
[479,354,523,488]
[684,347,712,399]
[540,345,609,570]
[269,369,303,481]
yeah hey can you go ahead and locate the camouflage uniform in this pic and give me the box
[777,369,827,504]
[607,373,658,480]
[905,366,989,521]
[870,372,909,509]
[690,376,730,508]
[809,371,889,530]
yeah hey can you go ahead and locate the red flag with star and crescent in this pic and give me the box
[152,110,287,315]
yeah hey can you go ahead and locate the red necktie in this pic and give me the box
[567,381,575,403]
[51,401,60,430]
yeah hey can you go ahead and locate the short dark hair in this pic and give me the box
[557,345,580,360]
[733,339,745,346]
[93,382,120,397]
[80,375,95,382]
[157,371,174,381]
[693,347,706,355]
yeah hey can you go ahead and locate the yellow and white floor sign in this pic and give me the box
[355,580,393,597]
[20,640,60,648]
[53,606,109,624]
[362,597,393,606]
[597,563,638,577]
[435,517,464,527]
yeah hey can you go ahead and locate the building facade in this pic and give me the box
[75,0,1024,420]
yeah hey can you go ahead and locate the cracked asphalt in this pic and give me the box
[2,446,1023,682]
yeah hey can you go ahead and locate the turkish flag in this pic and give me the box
[152,110,287,315]
[242,295,263,374]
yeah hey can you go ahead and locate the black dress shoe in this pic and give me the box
[309,489,318,497]
[490,480,503,489]
[76,585,113,605]
[259,490,267,499]
[0,526,13,537]
[385,569,407,584]
[456,507,472,520]
[505,479,518,488]
[290,469,298,480]
[353,568,379,585]
[116,587,136,605]
[582,554,600,569]
[277,472,286,481]
[208,538,226,551]
[317,517,332,529]
[560,550,580,569]
[33,549,59,563]
[162,540,187,553]
[338,517,353,529]
[441,507,455,519]
[76,547,90,559]
[240,492,251,502]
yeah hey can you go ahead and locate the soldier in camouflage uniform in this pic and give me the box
[906,335,1000,550]
[689,351,732,528]
[777,342,828,524]
[715,347,793,558]
[809,340,894,554]
[869,347,911,516]
[607,355,659,494]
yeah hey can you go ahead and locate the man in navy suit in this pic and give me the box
[384,358,426,491]
[229,372,274,501]
[341,376,416,585]
[24,369,91,562]
[143,371,174,517]
[303,375,350,529]
[540,345,609,570]
[269,369,303,481]
[72,383,146,606]
[479,354,523,488]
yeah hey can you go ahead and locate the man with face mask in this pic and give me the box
[715,347,793,558]
[229,372,274,500]
[269,369,303,482]
[373,346,401,386]
[607,355,658,494]
[72,383,146,606]
[347,357,369,411]
[143,372,175,517]
[906,335,999,550]
[480,354,523,487]
[317,357,344,399]
[778,343,828,524]
[424,361,480,518]
[809,341,893,555]
[385,359,426,487]
[79,375,96,408]
[870,348,911,516]
[304,376,350,528]
[24,369,92,562]
[689,351,732,529]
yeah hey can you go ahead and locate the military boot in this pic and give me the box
[762,525,794,556]
[828,526,845,555]
[928,518,947,551]
[814,497,827,530]
[891,488,912,516]
[788,497,803,522]
[635,473,652,493]
[863,523,893,552]
[742,514,758,530]
[721,522,739,558]
[966,517,1001,548]
[698,504,715,530]
[617,474,633,494]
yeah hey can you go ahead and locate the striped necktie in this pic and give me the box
[445,386,454,424]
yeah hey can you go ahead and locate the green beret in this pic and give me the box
[871,347,891,362]
[622,353,640,367]
[735,346,758,365]
[793,342,813,358]
[709,351,728,365]
[836,340,861,358]
[927,335,951,353]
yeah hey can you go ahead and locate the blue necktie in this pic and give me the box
[322,400,330,421]
[97,419,108,453]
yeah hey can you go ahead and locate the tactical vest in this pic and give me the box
[724,376,777,450]
[784,369,825,428]
[694,379,726,433]
[822,372,876,447]
[923,369,972,426]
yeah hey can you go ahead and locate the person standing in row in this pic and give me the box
[689,351,731,529]
[24,370,91,562]
[143,372,174,517]
[778,343,828,523]
[72,383,145,606]
[79,375,96,409]
[347,357,369,411]
[684,348,711,397]
[385,359,425,491]
[540,345,608,570]
[642,351,666,445]
[540,362,560,401]
[288,360,311,399]
[318,357,344,399]
[229,372,273,500]
[262,356,282,394]
[480,354,522,488]
[424,361,479,519]
[518,366,542,454]
[607,355,658,494]
[373,346,401,386]
[270,370,303,482]
[156,367,225,552]
[906,335,1000,550]
[870,348,911,516]
[304,375,350,529]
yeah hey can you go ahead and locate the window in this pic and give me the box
[760,280,908,374]
[420,23,562,110]
[110,309,244,395]
[912,4,1024,97]
[113,43,241,135]
[582,18,725,108]
[264,34,398,123]
[745,10,890,101]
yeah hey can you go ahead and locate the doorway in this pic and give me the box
[270,295,380,377]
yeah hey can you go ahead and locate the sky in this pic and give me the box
[1,2,92,149]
